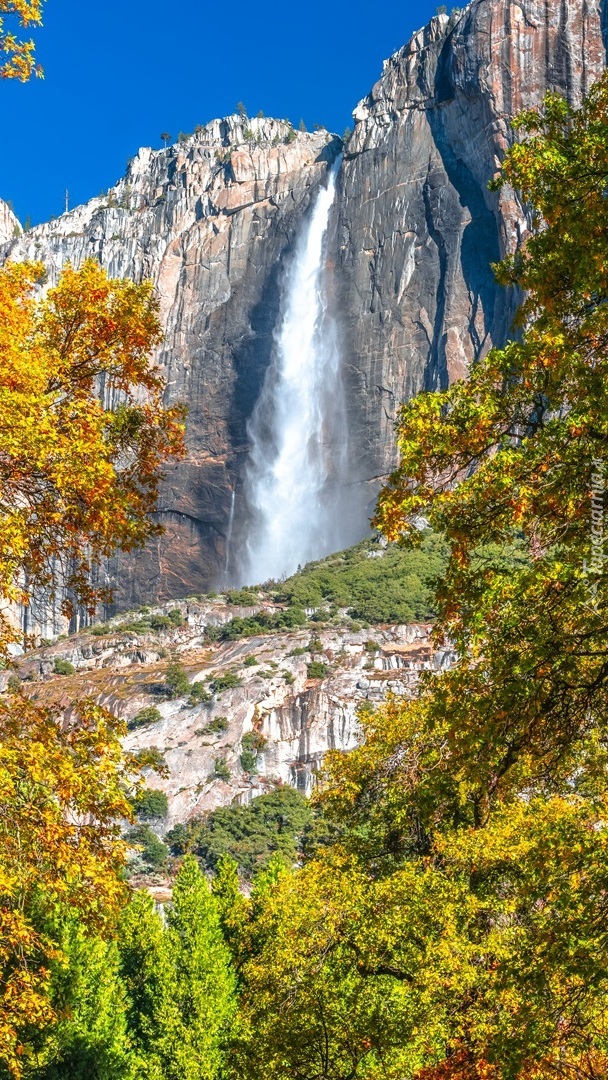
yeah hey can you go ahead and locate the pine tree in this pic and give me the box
[25,913,135,1080]
[211,855,249,965]
[119,890,175,1077]
[162,857,237,1079]
[120,862,237,1080]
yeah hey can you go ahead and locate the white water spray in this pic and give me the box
[241,161,356,584]
[224,490,236,578]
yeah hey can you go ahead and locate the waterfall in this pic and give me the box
[240,160,357,585]
[223,490,236,579]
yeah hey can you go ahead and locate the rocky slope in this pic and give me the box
[12,598,454,827]
[2,0,605,604]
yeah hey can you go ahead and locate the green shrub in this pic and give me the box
[167,609,183,626]
[149,614,171,631]
[165,661,191,698]
[364,640,381,653]
[243,655,258,667]
[211,671,241,693]
[203,716,229,735]
[240,750,258,773]
[308,636,323,654]
[128,706,162,731]
[90,624,109,636]
[242,731,267,753]
[282,670,295,685]
[213,606,307,644]
[307,661,330,680]
[128,824,168,869]
[189,681,212,705]
[226,587,258,605]
[288,646,307,657]
[213,758,231,781]
[164,822,189,851]
[133,788,169,820]
[53,659,75,676]
[118,618,147,633]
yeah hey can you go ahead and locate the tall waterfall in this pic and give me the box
[241,161,355,584]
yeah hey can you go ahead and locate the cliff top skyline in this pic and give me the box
[0,0,440,227]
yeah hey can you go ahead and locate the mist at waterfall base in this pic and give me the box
[236,163,365,587]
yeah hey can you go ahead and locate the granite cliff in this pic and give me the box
[337,0,607,481]
[2,117,342,612]
[1,0,606,611]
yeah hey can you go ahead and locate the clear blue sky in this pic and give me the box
[1,0,441,225]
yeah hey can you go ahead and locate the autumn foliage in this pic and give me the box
[225,75,608,1080]
[5,43,608,1080]
[0,695,137,1074]
[0,258,184,1075]
[0,259,185,642]
[0,1,43,81]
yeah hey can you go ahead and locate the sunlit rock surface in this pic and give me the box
[2,119,341,606]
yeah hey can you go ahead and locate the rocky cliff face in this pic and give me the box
[2,0,605,606]
[0,198,20,243]
[337,0,607,483]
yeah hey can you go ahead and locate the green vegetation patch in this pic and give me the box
[128,706,162,731]
[275,533,449,623]
[206,605,307,643]
[53,659,75,676]
[166,787,313,877]
[307,661,331,680]
[133,788,169,821]
[127,824,168,869]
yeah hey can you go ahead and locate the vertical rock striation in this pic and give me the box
[338,0,607,486]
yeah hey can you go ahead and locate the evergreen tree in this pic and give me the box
[211,855,249,966]
[162,857,237,1079]
[119,890,176,1076]
[23,914,134,1080]
[120,861,236,1080]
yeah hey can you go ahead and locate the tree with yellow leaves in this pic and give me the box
[0,1,44,81]
[227,75,608,1080]
[0,256,184,1075]
[0,259,184,644]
